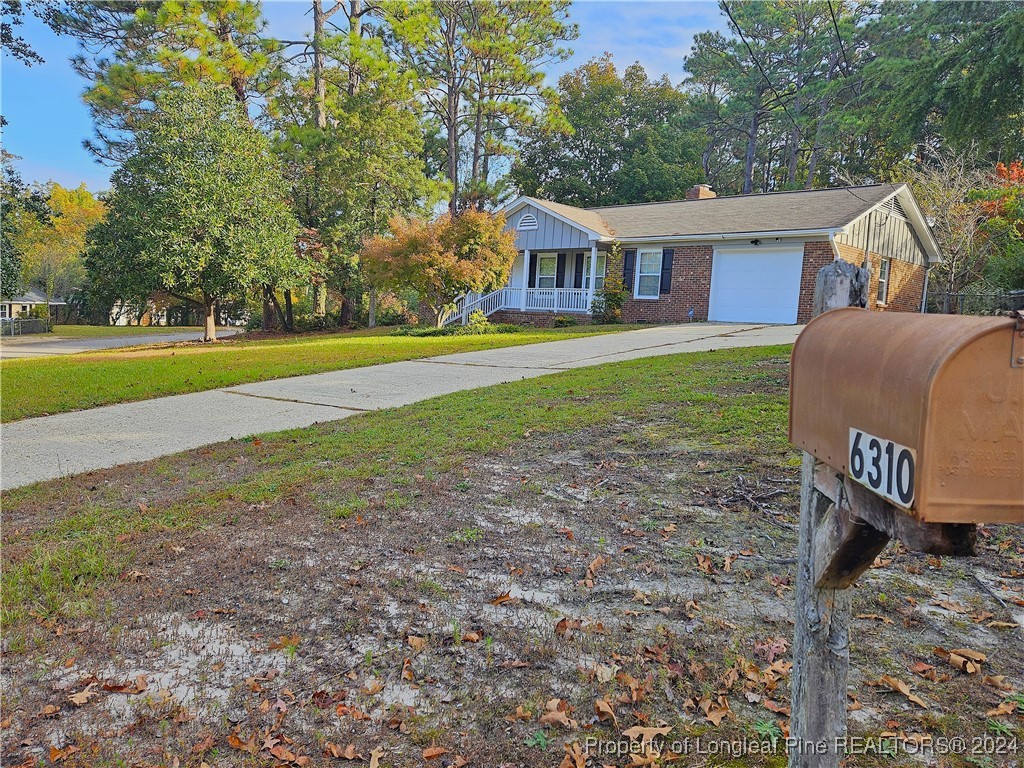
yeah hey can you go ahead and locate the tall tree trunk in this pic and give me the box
[203,294,217,342]
[262,284,276,331]
[284,289,294,331]
[443,10,460,215]
[368,286,377,328]
[313,0,327,129]
[348,0,362,96]
[743,88,765,195]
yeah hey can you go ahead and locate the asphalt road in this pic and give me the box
[0,329,240,359]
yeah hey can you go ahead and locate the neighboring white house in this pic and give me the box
[0,289,66,319]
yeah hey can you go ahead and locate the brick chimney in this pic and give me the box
[685,184,716,200]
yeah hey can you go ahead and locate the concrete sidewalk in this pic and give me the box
[0,329,238,359]
[0,323,801,489]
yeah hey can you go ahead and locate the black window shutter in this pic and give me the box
[528,252,538,288]
[573,253,585,289]
[623,249,637,293]
[555,253,566,288]
[660,248,674,294]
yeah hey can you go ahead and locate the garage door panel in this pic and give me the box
[708,248,803,324]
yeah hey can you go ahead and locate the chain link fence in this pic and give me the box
[926,290,1024,316]
[0,318,52,336]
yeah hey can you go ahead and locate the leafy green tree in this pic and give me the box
[11,182,105,320]
[858,1,1024,161]
[51,0,273,161]
[273,25,442,320]
[382,0,576,213]
[0,152,53,300]
[977,161,1024,291]
[512,55,703,206]
[363,209,516,326]
[89,84,302,341]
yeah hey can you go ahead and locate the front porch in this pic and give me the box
[447,246,609,325]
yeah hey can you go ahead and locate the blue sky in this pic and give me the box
[0,0,725,192]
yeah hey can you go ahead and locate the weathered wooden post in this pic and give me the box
[787,265,1023,767]
[789,260,869,767]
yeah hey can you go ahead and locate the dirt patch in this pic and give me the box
[2,368,1022,767]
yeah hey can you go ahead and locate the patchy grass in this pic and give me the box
[0,323,642,422]
[2,345,1021,767]
[50,325,213,338]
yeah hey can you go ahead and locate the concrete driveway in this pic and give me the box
[0,323,801,489]
[0,329,239,359]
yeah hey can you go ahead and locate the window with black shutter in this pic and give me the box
[573,253,585,289]
[555,253,567,288]
[660,248,674,294]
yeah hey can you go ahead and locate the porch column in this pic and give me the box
[587,243,598,312]
[520,249,530,311]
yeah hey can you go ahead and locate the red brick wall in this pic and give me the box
[797,241,835,323]
[835,243,926,313]
[605,245,714,324]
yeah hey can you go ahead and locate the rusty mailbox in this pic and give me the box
[790,308,1024,525]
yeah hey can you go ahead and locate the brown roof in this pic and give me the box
[523,196,614,237]
[529,184,905,240]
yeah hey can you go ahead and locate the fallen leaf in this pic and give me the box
[872,675,928,708]
[361,680,384,695]
[505,705,532,721]
[423,746,450,759]
[407,635,427,651]
[539,698,578,729]
[68,683,98,706]
[621,725,672,746]
[986,701,1017,717]
[49,746,80,763]
[369,747,386,768]
[461,631,482,643]
[490,591,513,606]
[594,697,617,725]
[325,742,362,759]
[269,744,297,761]
[191,734,216,754]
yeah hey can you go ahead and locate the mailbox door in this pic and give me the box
[921,326,1024,524]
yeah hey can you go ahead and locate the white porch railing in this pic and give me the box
[525,288,589,312]
[443,286,592,326]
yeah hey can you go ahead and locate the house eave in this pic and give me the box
[501,196,609,242]
[618,228,841,245]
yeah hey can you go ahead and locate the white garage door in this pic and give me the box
[708,246,804,324]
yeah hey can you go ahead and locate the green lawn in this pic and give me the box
[0,325,643,422]
[2,344,794,626]
[51,324,211,338]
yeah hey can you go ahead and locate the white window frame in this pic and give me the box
[584,252,607,291]
[537,253,557,290]
[634,248,663,299]
[877,258,891,304]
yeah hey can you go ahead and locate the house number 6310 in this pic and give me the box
[849,428,916,509]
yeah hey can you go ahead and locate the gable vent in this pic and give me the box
[880,196,907,220]
[517,213,538,231]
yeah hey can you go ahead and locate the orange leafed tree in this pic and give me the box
[363,210,517,327]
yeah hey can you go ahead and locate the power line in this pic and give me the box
[827,0,852,76]
[721,1,801,132]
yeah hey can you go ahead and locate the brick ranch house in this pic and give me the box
[451,183,941,326]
